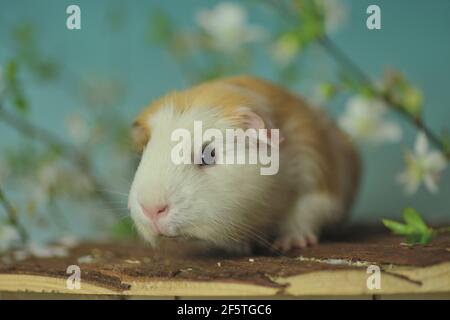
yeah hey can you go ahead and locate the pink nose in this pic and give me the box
[140,203,169,221]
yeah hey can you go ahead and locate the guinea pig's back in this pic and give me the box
[220,75,361,213]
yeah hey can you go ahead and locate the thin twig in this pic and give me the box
[319,34,449,157]
[0,103,120,213]
[265,0,449,159]
[0,185,28,242]
[0,105,82,161]
[312,37,449,159]
[380,92,449,158]
[317,36,373,87]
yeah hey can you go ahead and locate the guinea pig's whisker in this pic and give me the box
[179,230,190,240]
[94,189,129,197]
[96,208,130,217]
[208,218,255,247]
[116,175,132,185]
[103,201,128,205]
[97,205,129,211]
[116,213,132,220]
[188,203,272,247]
[227,220,278,253]
[232,225,268,247]
[170,212,275,252]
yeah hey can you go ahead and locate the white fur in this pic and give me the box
[129,91,357,253]
[129,103,281,251]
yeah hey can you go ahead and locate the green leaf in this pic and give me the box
[110,217,137,240]
[319,83,336,99]
[442,130,450,156]
[279,64,300,85]
[383,208,436,245]
[13,94,28,112]
[13,23,35,48]
[419,231,435,245]
[5,60,18,86]
[405,230,435,245]
[403,208,428,233]
[33,61,60,81]
[382,219,414,235]
[339,72,358,91]
[147,9,173,44]
[406,233,422,244]
[402,86,423,118]
[4,60,29,112]
[360,85,376,98]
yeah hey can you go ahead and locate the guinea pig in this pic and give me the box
[128,75,361,254]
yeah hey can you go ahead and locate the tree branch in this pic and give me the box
[264,0,449,159]
[318,34,449,159]
[0,103,120,213]
[0,185,28,242]
[317,36,372,87]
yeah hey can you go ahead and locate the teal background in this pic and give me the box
[1,0,449,225]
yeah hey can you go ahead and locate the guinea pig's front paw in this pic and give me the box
[272,231,318,253]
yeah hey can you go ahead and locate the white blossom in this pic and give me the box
[271,33,301,66]
[9,239,74,261]
[56,234,79,248]
[26,242,68,258]
[77,254,95,264]
[397,132,447,194]
[309,83,335,106]
[39,163,60,188]
[70,171,93,193]
[28,163,61,205]
[0,224,21,253]
[29,183,49,206]
[339,95,402,144]
[66,113,89,145]
[196,2,265,52]
[13,249,30,261]
[315,0,348,34]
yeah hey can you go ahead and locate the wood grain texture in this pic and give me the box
[1,226,449,297]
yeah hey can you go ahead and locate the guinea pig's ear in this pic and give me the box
[237,108,284,146]
[131,120,150,153]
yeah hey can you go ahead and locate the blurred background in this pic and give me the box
[0,0,449,252]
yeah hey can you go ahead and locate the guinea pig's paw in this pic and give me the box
[272,231,318,253]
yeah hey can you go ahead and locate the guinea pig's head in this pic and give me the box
[128,83,282,247]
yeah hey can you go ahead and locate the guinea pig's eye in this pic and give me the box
[200,144,216,166]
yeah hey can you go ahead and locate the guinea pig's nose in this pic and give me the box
[140,203,169,221]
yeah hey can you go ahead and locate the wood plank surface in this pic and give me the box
[1,226,449,297]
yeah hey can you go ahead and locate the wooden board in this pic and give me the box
[1,226,450,297]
